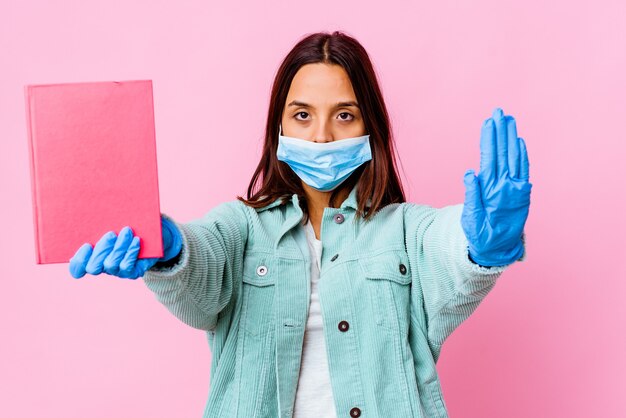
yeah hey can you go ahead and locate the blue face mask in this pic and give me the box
[276,124,372,192]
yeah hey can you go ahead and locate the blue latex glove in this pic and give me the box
[461,107,532,267]
[69,215,183,279]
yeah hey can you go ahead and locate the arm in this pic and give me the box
[142,200,248,331]
[405,203,523,359]
[412,107,530,357]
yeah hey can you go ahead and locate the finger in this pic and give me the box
[85,231,117,275]
[479,117,497,181]
[69,243,93,279]
[506,116,520,178]
[462,169,485,236]
[132,258,159,279]
[103,226,134,275]
[493,107,508,177]
[519,137,530,180]
[119,236,141,277]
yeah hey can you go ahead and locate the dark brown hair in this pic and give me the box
[237,30,405,222]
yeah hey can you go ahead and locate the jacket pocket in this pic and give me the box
[241,254,276,337]
[359,250,412,333]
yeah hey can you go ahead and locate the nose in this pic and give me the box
[313,122,333,143]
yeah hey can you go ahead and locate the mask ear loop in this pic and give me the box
[279,123,282,136]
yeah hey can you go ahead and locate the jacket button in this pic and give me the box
[338,320,349,332]
[334,213,345,224]
[349,407,361,417]
[331,254,339,262]
[256,265,268,276]
[399,263,407,274]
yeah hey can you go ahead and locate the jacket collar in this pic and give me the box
[255,182,362,213]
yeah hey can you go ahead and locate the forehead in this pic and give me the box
[286,63,356,104]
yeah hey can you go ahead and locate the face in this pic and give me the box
[281,63,366,142]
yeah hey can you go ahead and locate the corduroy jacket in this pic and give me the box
[142,182,524,418]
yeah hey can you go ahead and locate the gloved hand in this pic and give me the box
[461,107,532,267]
[69,215,183,279]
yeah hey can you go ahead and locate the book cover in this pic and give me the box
[24,80,163,264]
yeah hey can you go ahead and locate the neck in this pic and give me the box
[302,183,350,221]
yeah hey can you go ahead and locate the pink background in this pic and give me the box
[1,0,624,417]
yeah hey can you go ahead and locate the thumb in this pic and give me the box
[463,169,483,215]
[161,216,183,261]
[461,169,485,243]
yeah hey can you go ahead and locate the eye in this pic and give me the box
[294,111,309,121]
[338,112,354,121]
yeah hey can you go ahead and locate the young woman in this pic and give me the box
[70,31,532,418]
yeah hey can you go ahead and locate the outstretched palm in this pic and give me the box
[461,107,532,267]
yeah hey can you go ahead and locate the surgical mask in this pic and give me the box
[276,123,372,192]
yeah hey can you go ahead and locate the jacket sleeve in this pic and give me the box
[404,203,526,357]
[142,200,248,331]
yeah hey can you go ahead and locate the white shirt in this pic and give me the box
[292,219,337,418]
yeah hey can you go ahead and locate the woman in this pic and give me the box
[70,31,532,418]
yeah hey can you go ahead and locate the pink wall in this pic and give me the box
[2,0,624,417]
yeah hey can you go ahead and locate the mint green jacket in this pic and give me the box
[142,183,523,418]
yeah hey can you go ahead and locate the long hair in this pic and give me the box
[237,30,405,222]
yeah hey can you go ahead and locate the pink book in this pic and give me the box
[24,80,163,264]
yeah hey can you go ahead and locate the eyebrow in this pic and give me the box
[287,100,360,109]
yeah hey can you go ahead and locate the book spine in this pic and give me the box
[146,80,164,258]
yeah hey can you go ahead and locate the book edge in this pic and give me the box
[24,85,43,264]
